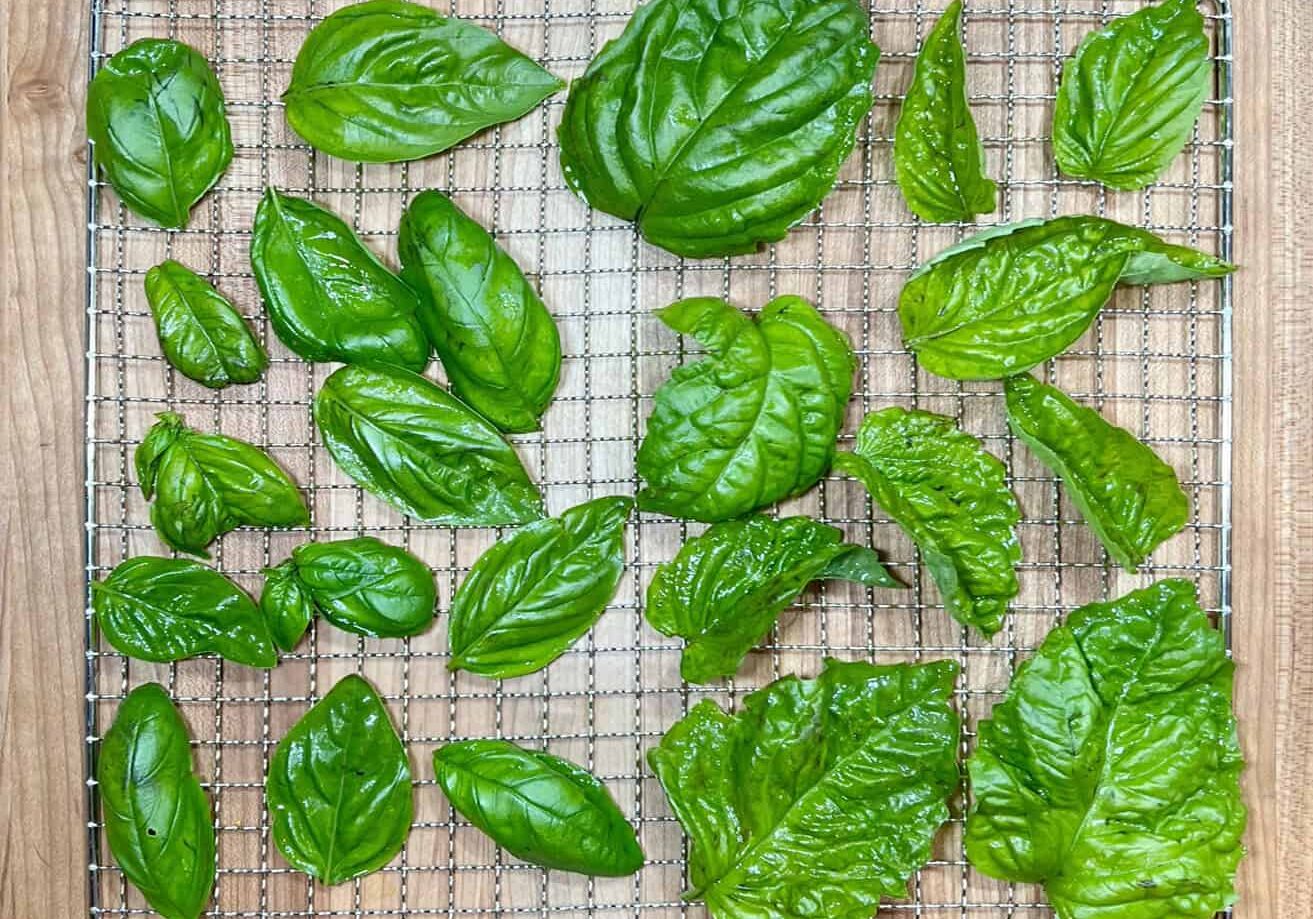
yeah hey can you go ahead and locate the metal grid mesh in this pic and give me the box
[83,1,1234,917]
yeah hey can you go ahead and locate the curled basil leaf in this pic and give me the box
[145,260,266,389]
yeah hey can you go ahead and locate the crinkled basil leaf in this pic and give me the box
[284,0,563,163]
[647,515,898,683]
[649,658,959,919]
[145,260,267,389]
[637,296,855,522]
[434,739,644,876]
[448,496,631,678]
[966,579,1245,919]
[399,190,561,433]
[557,0,878,258]
[267,675,413,885]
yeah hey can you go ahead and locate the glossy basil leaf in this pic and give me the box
[893,0,996,222]
[557,0,878,258]
[637,296,855,522]
[135,412,309,557]
[260,563,316,652]
[647,515,898,683]
[99,684,215,919]
[1006,374,1188,572]
[284,0,563,163]
[899,216,1236,380]
[87,39,233,228]
[267,674,413,885]
[966,579,1245,919]
[145,260,267,389]
[834,407,1020,635]
[398,190,561,433]
[448,496,631,678]
[649,658,959,919]
[434,739,644,876]
[1053,0,1210,191]
[314,364,544,525]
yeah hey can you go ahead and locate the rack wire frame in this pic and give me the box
[82,1,1236,918]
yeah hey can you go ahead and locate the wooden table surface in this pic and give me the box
[3,1,1309,916]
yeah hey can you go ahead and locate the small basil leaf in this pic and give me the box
[313,364,545,525]
[434,739,644,876]
[448,496,632,678]
[145,260,267,389]
[99,684,216,919]
[636,296,855,522]
[267,675,413,885]
[260,562,315,652]
[399,190,561,433]
[87,39,233,228]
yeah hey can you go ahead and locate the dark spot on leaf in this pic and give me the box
[146,827,157,837]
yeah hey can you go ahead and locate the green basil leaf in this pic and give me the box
[434,739,644,876]
[899,215,1235,380]
[398,190,561,433]
[649,658,960,919]
[1005,374,1188,572]
[893,0,996,223]
[251,188,429,371]
[966,579,1245,919]
[557,0,878,258]
[87,39,233,228]
[834,407,1020,635]
[134,412,309,557]
[1053,0,1210,191]
[260,562,316,652]
[283,0,563,163]
[448,496,632,678]
[145,260,267,389]
[267,674,413,885]
[637,296,855,522]
[313,363,544,525]
[647,515,898,683]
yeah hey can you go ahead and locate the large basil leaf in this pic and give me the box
[145,259,267,389]
[893,0,996,223]
[283,0,563,163]
[313,363,544,525]
[834,407,1020,635]
[87,39,232,228]
[637,296,854,522]
[1006,374,1188,572]
[448,496,631,678]
[649,658,959,919]
[251,188,429,371]
[557,0,879,258]
[135,412,309,557]
[899,216,1235,380]
[647,515,897,683]
[1053,0,1210,191]
[398,190,561,433]
[267,674,413,885]
[434,740,643,876]
[966,579,1245,919]
[99,684,215,919]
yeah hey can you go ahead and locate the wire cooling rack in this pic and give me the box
[83,1,1234,917]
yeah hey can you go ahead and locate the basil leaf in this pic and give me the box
[87,39,232,228]
[1053,0,1210,191]
[893,0,996,222]
[834,407,1020,635]
[966,579,1245,919]
[1005,374,1188,572]
[899,216,1235,380]
[448,496,631,678]
[649,658,959,919]
[135,412,309,557]
[145,260,267,389]
[260,563,316,652]
[283,0,563,163]
[267,675,413,885]
[557,0,879,258]
[434,740,644,876]
[313,363,544,525]
[399,190,561,433]
[647,515,898,683]
[251,188,429,371]
[637,296,855,522]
